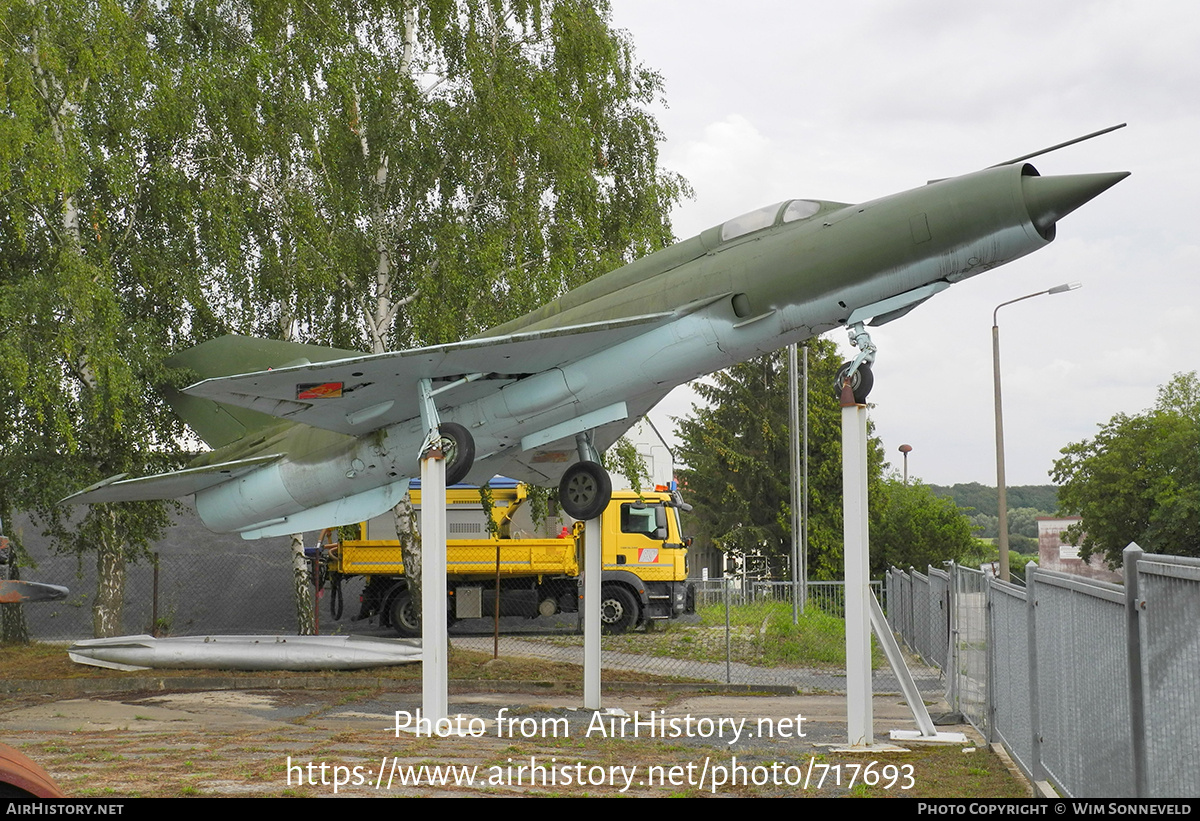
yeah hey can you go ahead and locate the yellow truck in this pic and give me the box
[321,480,694,636]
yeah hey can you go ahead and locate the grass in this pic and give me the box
[582,600,886,669]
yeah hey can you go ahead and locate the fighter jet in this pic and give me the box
[65,129,1129,538]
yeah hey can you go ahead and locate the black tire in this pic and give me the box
[329,576,344,620]
[600,584,638,634]
[558,461,612,520]
[834,361,874,403]
[390,589,421,638]
[437,422,475,486]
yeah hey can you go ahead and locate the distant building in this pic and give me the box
[610,417,675,492]
[1037,516,1123,583]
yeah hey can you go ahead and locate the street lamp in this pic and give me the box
[899,444,913,485]
[993,281,1081,582]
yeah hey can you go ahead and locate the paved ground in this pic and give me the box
[1,633,1031,798]
[1,679,1001,798]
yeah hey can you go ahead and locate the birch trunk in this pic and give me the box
[35,50,124,639]
[368,7,424,609]
[93,509,125,637]
[277,313,317,634]
[291,533,316,634]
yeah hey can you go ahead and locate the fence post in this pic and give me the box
[984,572,996,743]
[946,563,959,710]
[901,567,911,647]
[1026,561,1045,783]
[724,575,732,685]
[1123,542,1147,797]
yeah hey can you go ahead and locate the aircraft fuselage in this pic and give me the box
[190,161,1125,537]
[67,157,1127,538]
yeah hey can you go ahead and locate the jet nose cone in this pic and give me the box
[1022,169,1130,240]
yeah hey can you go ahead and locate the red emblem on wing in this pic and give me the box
[296,382,344,399]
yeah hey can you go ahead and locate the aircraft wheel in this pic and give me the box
[390,589,421,638]
[558,461,612,520]
[437,422,475,486]
[600,584,638,634]
[834,361,874,403]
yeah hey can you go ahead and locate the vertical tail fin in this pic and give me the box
[164,335,363,448]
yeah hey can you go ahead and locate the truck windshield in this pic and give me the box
[620,503,660,537]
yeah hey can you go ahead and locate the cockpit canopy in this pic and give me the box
[719,199,824,242]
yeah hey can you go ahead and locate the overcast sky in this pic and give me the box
[608,0,1199,488]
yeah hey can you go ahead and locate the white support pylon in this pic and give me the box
[583,517,602,710]
[841,383,873,747]
[420,445,448,722]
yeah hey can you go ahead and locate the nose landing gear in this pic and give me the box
[834,321,877,403]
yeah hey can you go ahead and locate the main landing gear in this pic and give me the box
[436,422,475,486]
[834,321,877,403]
[557,432,613,520]
[416,377,476,484]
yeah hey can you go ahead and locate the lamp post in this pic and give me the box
[993,281,1081,581]
[899,444,913,485]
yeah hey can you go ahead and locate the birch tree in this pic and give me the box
[0,1,202,635]
[1,0,684,636]
[188,0,685,610]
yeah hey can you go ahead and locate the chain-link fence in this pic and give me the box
[8,509,308,639]
[10,508,947,695]
[441,575,929,692]
[887,547,1200,799]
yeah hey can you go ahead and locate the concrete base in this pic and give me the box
[890,729,969,744]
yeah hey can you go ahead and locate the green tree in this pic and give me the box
[1,0,685,635]
[675,341,886,580]
[0,1,205,637]
[870,479,978,575]
[186,0,685,348]
[183,0,685,609]
[1006,507,1043,539]
[1052,371,1200,567]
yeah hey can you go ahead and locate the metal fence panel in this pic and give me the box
[911,570,930,663]
[953,565,989,735]
[988,578,1033,777]
[887,555,1200,800]
[1030,569,1132,799]
[1137,554,1200,797]
[928,567,950,671]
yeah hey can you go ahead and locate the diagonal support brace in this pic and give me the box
[417,378,442,456]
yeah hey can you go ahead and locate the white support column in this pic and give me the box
[421,447,448,722]
[582,517,602,710]
[842,393,873,747]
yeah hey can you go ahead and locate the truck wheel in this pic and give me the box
[558,461,612,520]
[600,584,638,634]
[390,590,421,638]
